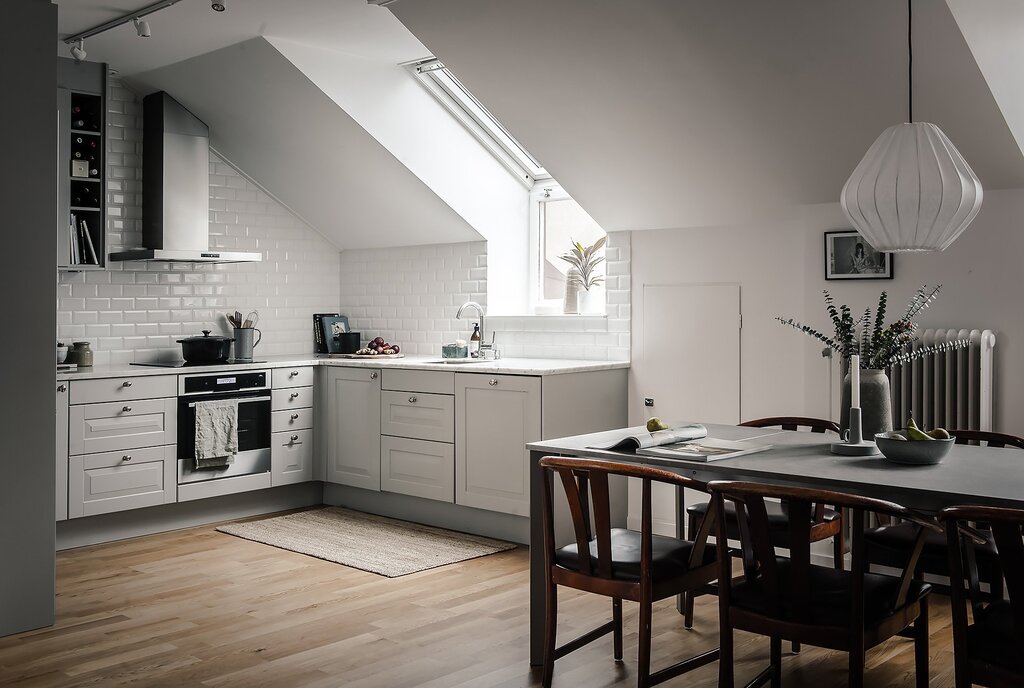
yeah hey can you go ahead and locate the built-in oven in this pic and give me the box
[177,370,271,485]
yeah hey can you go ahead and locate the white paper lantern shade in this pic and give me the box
[841,122,983,252]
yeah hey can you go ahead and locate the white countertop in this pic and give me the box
[56,354,629,381]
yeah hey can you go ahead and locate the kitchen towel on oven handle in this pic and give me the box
[195,399,239,469]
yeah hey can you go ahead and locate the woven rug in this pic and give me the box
[216,507,517,577]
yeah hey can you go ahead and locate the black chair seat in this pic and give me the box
[730,558,932,626]
[865,522,1000,580]
[555,528,716,582]
[687,500,840,546]
[967,600,1024,671]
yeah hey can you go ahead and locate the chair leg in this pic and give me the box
[990,572,1005,602]
[914,597,930,688]
[683,513,697,628]
[770,636,782,688]
[637,593,653,688]
[542,581,557,688]
[719,612,735,688]
[791,641,800,654]
[612,597,623,661]
[833,525,845,571]
[849,631,865,688]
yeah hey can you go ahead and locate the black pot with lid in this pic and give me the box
[177,330,234,363]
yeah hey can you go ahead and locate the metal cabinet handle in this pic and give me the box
[57,384,67,393]
[122,405,132,412]
[290,392,299,399]
[408,396,417,403]
[290,370,299,377]
[122,380,132,387]
[290,413,299,421]
[291,434,299,442]
[488,379,499,386]
[370,372,378,380]
[121,455,132,462]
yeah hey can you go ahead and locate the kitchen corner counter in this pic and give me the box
[56,355,629,380]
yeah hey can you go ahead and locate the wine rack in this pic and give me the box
[57,58,106,271]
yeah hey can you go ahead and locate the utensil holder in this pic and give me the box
[233,327,261,361]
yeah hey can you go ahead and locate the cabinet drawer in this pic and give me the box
[68,445,176,518]
[272,429,313,486]
[382,369,454,395]
[272,408,314,433]
[380,436,454,503]
[381,390,454,443]
[272,386,313,410]
[70,375,176,405]
[69,398,177,455]
[272,366,314,389]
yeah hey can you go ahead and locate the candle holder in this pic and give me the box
[831,407,881,456]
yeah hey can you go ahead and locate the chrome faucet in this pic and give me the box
[456,301,487,354]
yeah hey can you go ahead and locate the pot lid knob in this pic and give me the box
[202,330,211,337]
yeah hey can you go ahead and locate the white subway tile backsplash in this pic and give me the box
[57,78,341,365]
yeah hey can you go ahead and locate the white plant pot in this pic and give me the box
[577,286,605,315]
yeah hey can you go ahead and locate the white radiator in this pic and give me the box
[890,329,996,432]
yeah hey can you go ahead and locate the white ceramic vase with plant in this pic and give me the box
[559,237,606,315]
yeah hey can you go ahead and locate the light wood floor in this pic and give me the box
[0,514,959,687]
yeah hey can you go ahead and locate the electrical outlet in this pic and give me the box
[644,398,654,407]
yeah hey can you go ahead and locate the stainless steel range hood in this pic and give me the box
[110,92,262,264]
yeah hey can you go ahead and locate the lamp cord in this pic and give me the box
[908,0,913,123]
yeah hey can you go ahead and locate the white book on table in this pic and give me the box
[636,437,773,462]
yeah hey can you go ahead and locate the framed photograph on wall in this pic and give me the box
[824,230,893,280]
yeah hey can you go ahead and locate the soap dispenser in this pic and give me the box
[469,323,481,357]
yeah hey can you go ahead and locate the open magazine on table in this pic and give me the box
[589,424,709,451]
[636,437,772,462]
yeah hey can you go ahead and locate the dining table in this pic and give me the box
[525,422,1024,665]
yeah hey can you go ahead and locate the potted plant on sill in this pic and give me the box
[777,285,969,437]
[559,236,606,315]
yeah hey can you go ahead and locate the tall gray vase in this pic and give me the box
[840,367,894,438]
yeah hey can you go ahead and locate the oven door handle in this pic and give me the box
[186,395,270,409]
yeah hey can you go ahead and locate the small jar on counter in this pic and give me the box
[66,341,94,367]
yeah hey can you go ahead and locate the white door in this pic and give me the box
[631,283,741,533]
[324,367,381,491]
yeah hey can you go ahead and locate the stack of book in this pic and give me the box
[68,213,99,266]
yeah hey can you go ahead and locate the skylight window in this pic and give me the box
[407,58,549,187]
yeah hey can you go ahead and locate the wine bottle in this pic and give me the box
[89,168,99,177]
[75,136,83,144]
[73,151,83,159]
[73,119,86,128]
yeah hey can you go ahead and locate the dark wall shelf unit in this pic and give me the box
[57,58,106,271]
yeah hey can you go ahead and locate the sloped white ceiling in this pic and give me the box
[391,0,1024,232]
[128,38,481,250]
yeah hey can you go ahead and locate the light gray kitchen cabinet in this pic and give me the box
[380,390,454,444]
[68,397,177,455]
[272,366,314,389]
[68,445,176,518]
[455,373,541,517]
[272,429,313,486]
[56,383,69,522]
[271,386,313,411]
[322,366,381,490]
[380,436,455,502]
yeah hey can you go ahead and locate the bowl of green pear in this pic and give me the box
[875,418,955,465]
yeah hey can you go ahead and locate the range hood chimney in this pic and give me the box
[110,92,262,263]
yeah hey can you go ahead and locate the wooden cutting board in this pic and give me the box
[325,353,406,359]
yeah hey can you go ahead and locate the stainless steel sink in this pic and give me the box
[426,358,491,365]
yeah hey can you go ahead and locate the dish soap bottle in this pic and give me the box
[469,323,481,357]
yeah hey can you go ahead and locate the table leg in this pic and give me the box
[677,483,687,614]
[529,449,546,666]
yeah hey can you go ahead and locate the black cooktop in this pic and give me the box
[130,360,267,369]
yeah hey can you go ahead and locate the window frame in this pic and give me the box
[405,57,550,189]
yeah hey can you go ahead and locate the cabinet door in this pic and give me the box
[455,374,541,516]
[272,429,313,486]
[56,383,69,522]
[324,367,381,490]
[68,445,175,518]
[381,436,454,503]
[69,398,176,455]
[380,390,454,443]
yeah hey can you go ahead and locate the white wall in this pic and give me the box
[271,38,531,315]
[338,232,631,360]
[57,79,342,365]
[629,190,1024,436]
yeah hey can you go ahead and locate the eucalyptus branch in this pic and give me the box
[885,338,970,368]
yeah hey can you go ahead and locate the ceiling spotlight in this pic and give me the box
[70,39,87,62]
[133,18,151,37]
[211,0,225,11]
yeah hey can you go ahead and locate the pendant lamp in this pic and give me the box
[840,0,982,252]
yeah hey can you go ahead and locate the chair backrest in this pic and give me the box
[948,429,1024,450]
[740,417,840,434]
[539,456,715,582]
[942,505,1024,663]
[709,480,941,627]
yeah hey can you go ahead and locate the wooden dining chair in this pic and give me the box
[709,480,939,688]
[683,416,844,647]
[539,456,721,688]
[942,504,1024,688]
[864,430,1024,603]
